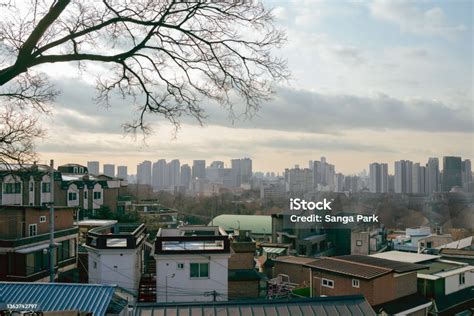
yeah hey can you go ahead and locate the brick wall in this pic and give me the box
[273,261,311,288]
[228,280,260,300]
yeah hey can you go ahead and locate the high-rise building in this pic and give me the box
[152,159,167,190]
[230,158,253,188]
[461,159,472,188]
[103,164,115,177]
[180,164,191,188]
[192,160,206,180]
[210,161,224,169]
[412,163,426,194]
[443,156,462,192]
[137,160,152,185]
[117,166,128,180]
[312,157,336,190]
[335,173,345,192]
[87,161,100,175]
[167,159,181,188]
[369,163,388,193]
[394,160,413,193]
[426,158,440,193]
[284,166,313,193]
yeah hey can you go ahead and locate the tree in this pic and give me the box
[0,0,288,165]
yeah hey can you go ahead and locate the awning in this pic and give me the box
[263,247,286,254]
[16,243,51,254]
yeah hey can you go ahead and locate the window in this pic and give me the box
[190,263,209,278]
[84,191,88,199]
[39,216,46,223]
[321,278,334,288]
[68,192,77,201]
[352,279,360,288]
[93,191,101,199]
[177,263,184,270]
[42,182,51,193]
[29,182,34,192]
[459,273,465,285]
[4,183,21,194]
[356,240,363,246]
[93,261,97,269]
[28,224,37,237]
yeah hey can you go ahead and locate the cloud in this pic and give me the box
[200,87,472,134]
[369,0,466,39]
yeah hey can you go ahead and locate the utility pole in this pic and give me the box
[49,159,55,283]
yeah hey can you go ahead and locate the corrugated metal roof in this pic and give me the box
[0,282,118,316]
[306,257,392,279]
[134,295,375,316]
[339,255,427,273]
[263,247,287,254]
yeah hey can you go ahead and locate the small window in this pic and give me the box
[190,263,209,278]
[352,279,360,288]
[3,183,21,194]
[356,240,363,246]
[84,191,88,199]
[29,182,34,192]
[28,224,37,237]
[68,192,77,201]
[459,273,465,285]
[93,261,97,269]
[321,278,334,288]
[177,263,184,270]
[42,182,51,193]
[40,216,46,223]
[93,191,102,199]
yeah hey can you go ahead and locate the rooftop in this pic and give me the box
[134,295,375,316]
[305,257,391,280]
[0,282,124,316]
[337,255,427,274]
[209,214,272,235]
[417,260,471,279]
[273,256,320,265]
[370,251,441,263]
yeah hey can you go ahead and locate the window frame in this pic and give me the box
[177,263,184,270]
[352,279,360,288]
[321,278,334,288]
[39,216,46,223]
[459,273,465,285]
[190,262,210,278]
[28,224,37,237]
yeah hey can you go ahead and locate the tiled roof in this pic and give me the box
[134,295,376,316]
[0,282,121,316]
[273,256,320,265]
[306,257,391,279]
[339,255,427,273]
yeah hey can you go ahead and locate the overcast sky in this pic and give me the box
[35,0,473,174]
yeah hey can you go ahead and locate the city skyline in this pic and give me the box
[39,154,471,178]
[33,0,473,173]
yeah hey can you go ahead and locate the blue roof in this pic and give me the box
[0,282,118,316]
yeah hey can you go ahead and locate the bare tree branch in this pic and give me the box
[0,0,288,165]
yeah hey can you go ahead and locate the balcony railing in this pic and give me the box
[0,227,78,248]
[86,223,146,249]
[155,235,230,255]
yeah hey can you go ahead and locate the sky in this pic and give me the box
[33,0,473,175]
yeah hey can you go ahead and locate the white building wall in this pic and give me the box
[87,248,142,293]
[40,175,51,205]
[155,254,229,302]
[28,176,35,205]
[1,175,22,205]
[92,183,103,209]
[67,183,79,207]
[444,267,474,295]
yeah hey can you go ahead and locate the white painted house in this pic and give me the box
[154,226,231,303]
[85,223,146,295]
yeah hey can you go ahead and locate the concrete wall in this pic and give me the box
[155,254,229,302]
[273,261,311,288]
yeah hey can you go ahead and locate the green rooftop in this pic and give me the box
[209,214,271,235]
[418,261,463,275]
